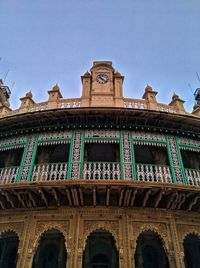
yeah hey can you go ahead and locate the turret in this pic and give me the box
[0,79,11,107]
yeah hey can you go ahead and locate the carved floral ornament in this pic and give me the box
[132,224,170,254]
[30,222,70,255]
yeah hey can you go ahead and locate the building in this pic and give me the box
[0,61,200,268]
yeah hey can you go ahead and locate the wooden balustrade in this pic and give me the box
[0,166,19,184]
[32,163,68,181]
[185,168,200,186]
[83,162,121,180]
[136,163,172,183]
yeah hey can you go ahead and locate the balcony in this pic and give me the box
[185,168,200,186]
[32,163,68,181]
[136,163,172,183]
[0,166,19,184]
[0,162,199,187]
[83,162,121,180]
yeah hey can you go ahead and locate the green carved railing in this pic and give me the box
[0,163,199,187]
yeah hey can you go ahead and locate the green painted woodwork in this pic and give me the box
[16,137,31,182]
[80,130,85,180]
[131,132,137,180]
[175,137,188,185]
[0,144,25,151]
[67,131,74,180]
[132,138,166,144]
[0,129,198,185]
[27,135,39,182]
[179,144,200,151]
[165,136,176,184]
[37,138,71,143]
[119,131,124,180]
[85,137,120,141]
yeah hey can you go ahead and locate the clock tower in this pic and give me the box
[81,61,124,107]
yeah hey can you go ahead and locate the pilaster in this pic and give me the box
[169,215,185,268]
[18,135,38,182]
[166,136,186,184]
[70,130,83,179]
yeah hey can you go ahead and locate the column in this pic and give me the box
[121,131,133,180]
[17,135,38,182]
[169,215,185,268]
[166,136,185,184]
[69,130,83,179]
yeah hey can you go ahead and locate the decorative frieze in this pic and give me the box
[180,146,200,153]
[85,139,119,143]
[70,130,82,179]
[38,140,70,146]
[133,131,165,141]
[38,131,72,141]
[178,137,200,147]
[122,131,133,180]
[167,136,184,184]
[0,135,26,151]
[20,135,37,181]
[85,130,120,139]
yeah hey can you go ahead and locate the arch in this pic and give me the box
[133,225,169,254]
[83,223,119,252]
[183,233,200,268]
[82,229,119,268]
[134,230,169,268]
[32,224,69,255]
[182,230,200,244]
[0,231,19,268]
[32,229,67,268]
[0,227,21,239]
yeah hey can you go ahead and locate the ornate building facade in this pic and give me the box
[0,61,200,268]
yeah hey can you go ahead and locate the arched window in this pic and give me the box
[0,231,19,268]
[135,231,169,268]
[184,234,200,268]
[82,230,119,268]
[32,229,67,268]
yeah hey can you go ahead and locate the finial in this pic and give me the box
[26,91,33,98]
[114,71,122,76]
[172,92,179,99]
[145,84,153,91]
[52,84,60,91]
[84,71,91,76]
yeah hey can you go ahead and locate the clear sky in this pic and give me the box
[0,0,200,111]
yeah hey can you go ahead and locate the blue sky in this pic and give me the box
[0,0,200,111]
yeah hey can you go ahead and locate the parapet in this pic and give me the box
[0,61,199,119]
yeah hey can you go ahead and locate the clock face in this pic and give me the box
[96,74,109,84]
